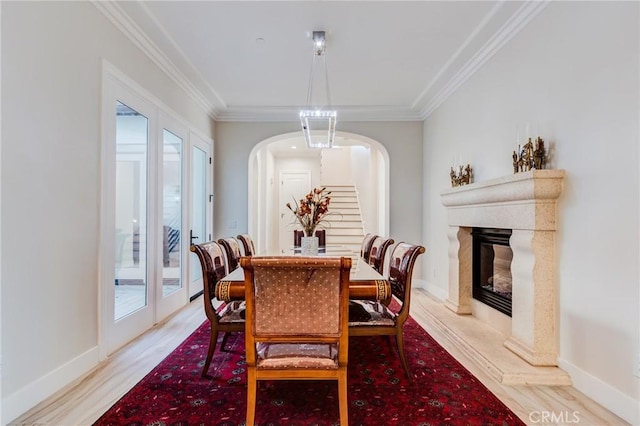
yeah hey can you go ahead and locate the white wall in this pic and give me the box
[422,2,639,423]
[321,147,352,185]
[265,151,276,253]
[349,146,378,235]
[1,2,213,422]
[253,148,277,254]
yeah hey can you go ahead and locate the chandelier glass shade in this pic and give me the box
[300,31,337,149]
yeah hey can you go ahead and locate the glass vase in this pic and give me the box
[301,236,319,256]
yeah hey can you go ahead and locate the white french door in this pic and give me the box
[101,67,209,355]
[189,132,212,299]
[102,80,156,355]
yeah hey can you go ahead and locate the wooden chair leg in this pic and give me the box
[220,331,231,351]
[338,370,349,425]
[384,334,394,351]
[201,328,218,378]
[246,369,257,426]
[395,329,412,381]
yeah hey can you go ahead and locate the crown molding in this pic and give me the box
[91,0,220,119]
[412,2,505,111]
[420,0,550,119]
[93,0,546,124]
[93,0,425,127]
[136,1,228,111]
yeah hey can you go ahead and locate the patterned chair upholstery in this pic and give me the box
[349,242,426,380]
[242,256,352,425]
[218,237,242,273]
[368,236,395,275]
[190,241,245,377]
[237,234,256,256]
[360,233,378,263]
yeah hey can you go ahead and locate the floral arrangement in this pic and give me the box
[286,187,332,237]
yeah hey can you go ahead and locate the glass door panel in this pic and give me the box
[162,129,183,297]
[114,101,148,320]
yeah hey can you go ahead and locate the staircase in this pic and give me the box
[322,185,365,254]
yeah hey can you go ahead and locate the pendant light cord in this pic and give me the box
[304,51,331,109]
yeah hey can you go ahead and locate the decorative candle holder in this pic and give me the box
[513,136,546,173]
[450,164,472,187]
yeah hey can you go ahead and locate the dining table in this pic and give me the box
[215,255,391,303]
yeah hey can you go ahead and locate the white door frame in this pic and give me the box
[187,131,213,299]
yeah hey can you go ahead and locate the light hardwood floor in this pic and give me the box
[11,290,627,426]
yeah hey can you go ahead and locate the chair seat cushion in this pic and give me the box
[348,300,396,326]
[256,343,338,369]
[217,301,246,323]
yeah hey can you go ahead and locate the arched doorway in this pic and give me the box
[248,131,390,254]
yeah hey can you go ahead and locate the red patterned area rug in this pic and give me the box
[95,315,524,426]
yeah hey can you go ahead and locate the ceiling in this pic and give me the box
[109,1,544,122]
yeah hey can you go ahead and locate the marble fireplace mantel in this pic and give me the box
[440,170,565,367]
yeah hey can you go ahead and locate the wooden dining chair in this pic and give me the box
[315,229,326,247]
[241,256,352,426]
[237,234,256,256]
[218,237,242,273]
[349,242,426,380]
[360,233,378,263]
[367,236,395,275]
[190,241,245,377]
[293,230,304,247]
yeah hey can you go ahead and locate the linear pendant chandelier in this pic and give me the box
[299,31,337,149]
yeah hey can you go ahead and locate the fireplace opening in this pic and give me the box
[472,228,513,317]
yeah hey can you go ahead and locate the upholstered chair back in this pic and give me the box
[237,234,256,256]
[368,237,395,275]
[191,241,227,320]
[360,233,378,262]
[388,243,426,316]
[218,237,242,272]
[251,258,343,336]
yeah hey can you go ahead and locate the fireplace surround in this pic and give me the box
[441,170,565,367]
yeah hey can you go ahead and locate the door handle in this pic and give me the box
[190,229,199,245]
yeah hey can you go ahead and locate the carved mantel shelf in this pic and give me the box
[441,169,565,231]
[440,170,566,368]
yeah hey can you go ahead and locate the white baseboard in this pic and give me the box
[412,278,427,289]
[1,346,99,425]
[418,279,448,302]
[558,358,639,425]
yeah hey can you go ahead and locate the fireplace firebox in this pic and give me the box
[472,228,513,317]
